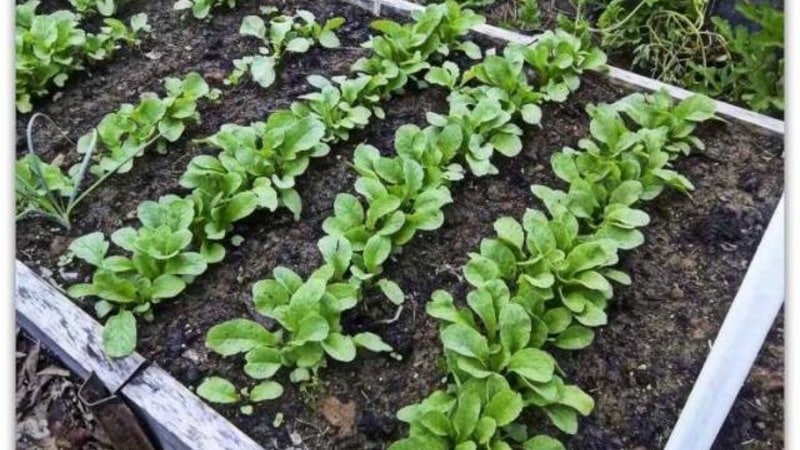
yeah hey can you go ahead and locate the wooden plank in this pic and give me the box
[15,260,145,393]
[15,260,265,450]
[123,365,265,450]
[344,0,784,136]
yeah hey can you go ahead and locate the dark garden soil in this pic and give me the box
[16,0,784,449]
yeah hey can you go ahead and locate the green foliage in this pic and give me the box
[69,0,126,16]
[499,0,542,32]
[200,27,607,407]
[15,1,149,112]
[352,1,486,93]
[173,0,235,20]
[392,90,716,447]
[16,73,218,229]
[226,9,345,89]
[573,0,783,114]
[68,1,482,359]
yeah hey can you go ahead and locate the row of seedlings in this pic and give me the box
[197,29,608,409]
[17,72,219,229]
[389,91,717,449]
[65,2,488,360]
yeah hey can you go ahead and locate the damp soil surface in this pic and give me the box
[16,0,784,449]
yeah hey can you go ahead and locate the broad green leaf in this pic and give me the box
[244,347,282,379]
[508,348,555,383]
[295,315,329,343]
[377,278,404,305]
[553,325,594,350]
[250,381,284,402]
[453,389,481,441]
[363,234,391,273]
[206,319,278,356]
[485,389,523,426]
[523,435,566,450]
[322,333,356,362]
[441,323,489,361]
[559,385,594,416]
[103,310,137,358]
[544,405,578,434]
[499,303,531,355]
[353,332,392,352]
[150,274,186,299]
[70,232,109,267]
[197,377,240,404]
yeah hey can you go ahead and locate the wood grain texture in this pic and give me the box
[15,260,145,393]
[15,260,265,450]
[343,0,785,136]
[123,364,265,450]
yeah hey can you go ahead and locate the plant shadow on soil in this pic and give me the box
[16,0,783,449]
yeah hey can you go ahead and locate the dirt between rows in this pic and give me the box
[16,0,784,449]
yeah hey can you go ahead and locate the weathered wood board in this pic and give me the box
[15,260,265,450]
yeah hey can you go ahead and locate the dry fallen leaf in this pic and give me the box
[318,396,357,437]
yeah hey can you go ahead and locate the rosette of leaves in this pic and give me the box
[226,9,345,89]
[15,1,149,112]
[173,0,235,20]
[427,285,595,436]
[427,95,523,177]
[184,112,329,237]
[517,29,607,102]
[291,74,383,142]
[198,264,392,404]
[68,195,212,357]
[352,1,485,95]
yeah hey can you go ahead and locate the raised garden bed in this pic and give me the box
[16,0,784,449]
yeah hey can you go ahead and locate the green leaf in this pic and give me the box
[197,377,240,404]
[249,381,284,402]
[286,37,312,53]
[521,103,542,125]
[244,347,282,379]
[250,55,277,88]
[150,274,186,299]
[559,385,594,416]
[499,303,531,355]
[493,217,524,250]
[363,234,391,273]
[543,307,573,334]
[206,319,278,356]
[421,410,452,436]
[441,324,489,361]
[377,278,404,305]
[295,315,329,343]
[353,332,392,352]
[322,333,356,362]
[490,133,522,157]
[240,15,266,39]
[453,388,481,441]
[508,348,555,383]
[485,390,523,426]
[103,311,137,358]
[70,232,109,267]
[318,30,340,48]
[523,435,566,450]
[674,94,716,122]
[553,325,594,350]
[544,405,578,434]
